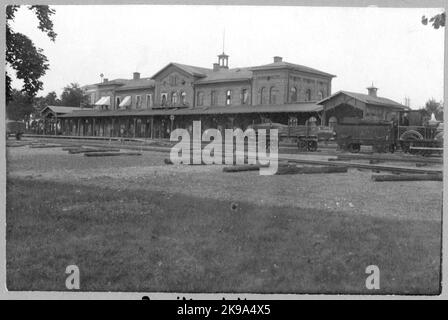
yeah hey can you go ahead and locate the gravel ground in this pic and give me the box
[7,146,442,221]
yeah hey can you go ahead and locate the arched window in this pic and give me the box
[171,92,178,105]
[197,91,204,106]
[269,86,278,104]
[305,89,312,102]
[225,90,232,106]
[161,93,167,107]
[260,87,266,105]
[180,92,186,105]
[241,89,248,105]
[290,87,297,103]
[328,116,338,128]
[317,91,324,101]
[211,91,217,106]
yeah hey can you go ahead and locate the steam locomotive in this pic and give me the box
[334,110,443,155]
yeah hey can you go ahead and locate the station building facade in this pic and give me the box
[57,52,406,139]
[59,53,335,138]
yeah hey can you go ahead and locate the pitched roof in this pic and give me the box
[41,106,84,114]
[151,62,212,79]
[172,63,212,77]
[115,78,155,91]
[318,90,407,109]
[195,68,253,84]
[96,78,128,86]
[249,61,336,78]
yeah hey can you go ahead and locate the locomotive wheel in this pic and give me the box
[307,140,318,152]
[297,140,307,150]
[348,143,360,153]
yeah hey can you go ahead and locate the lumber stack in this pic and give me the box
[84,151,141,157]
[371,174,442,182]
[223,164,269,172]
[276,165,348,175]
[68,147,120,154]
[29,144,63,148]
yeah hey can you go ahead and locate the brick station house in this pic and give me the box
[55,52,407,139]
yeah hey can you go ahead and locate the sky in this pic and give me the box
[7,5,445,109]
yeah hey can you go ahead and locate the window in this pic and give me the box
[317,91,324,100]
[260,87,266,105]
[269,87,278,104]
[161,93,168,107]
[170,75,177,86]
[136,95,142,108]
[171,92,178,106]
[197,91,204,106]
[146,94,153,108]
[241,89,248,105]
[305,89,312,102]
[180,92,187,105]
[116,97,121,109]
[290,87,297,103]
[225,90,232,105]
[211,91,217,106]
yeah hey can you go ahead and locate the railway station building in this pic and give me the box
[57,52,406,139]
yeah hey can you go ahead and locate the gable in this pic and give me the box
[151,63,203,82]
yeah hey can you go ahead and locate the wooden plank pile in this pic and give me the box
[84,151,142,157]
[29,143,64,148]
[371,174,442,182]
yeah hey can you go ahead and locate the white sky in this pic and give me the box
[8,5,445,108]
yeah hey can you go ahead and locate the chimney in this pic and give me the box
[273,56,283,63]
[133,72,140,80]
[367,84,378,97]
[213,63,220,72]
[103,78,109,83]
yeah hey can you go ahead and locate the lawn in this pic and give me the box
[6,178,441,294]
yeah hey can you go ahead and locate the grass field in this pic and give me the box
[6,178,441,294]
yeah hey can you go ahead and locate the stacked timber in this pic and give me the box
[371,174,442,182]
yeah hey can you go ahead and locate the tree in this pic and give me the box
[6,89,34,121]
[423,98,443,120]
[44,91,61,106]
[60,83,87,107]
[33,91,61,112]
[6,5,57,103]
[422,11,445,29]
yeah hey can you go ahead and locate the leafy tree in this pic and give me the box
[422,11,445,29]
[44,91,61,106]
[423,98,443,120]
[60,83,87,107]
[33,91,61,112]
[6,5,57,103]
[6,89,34,121]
